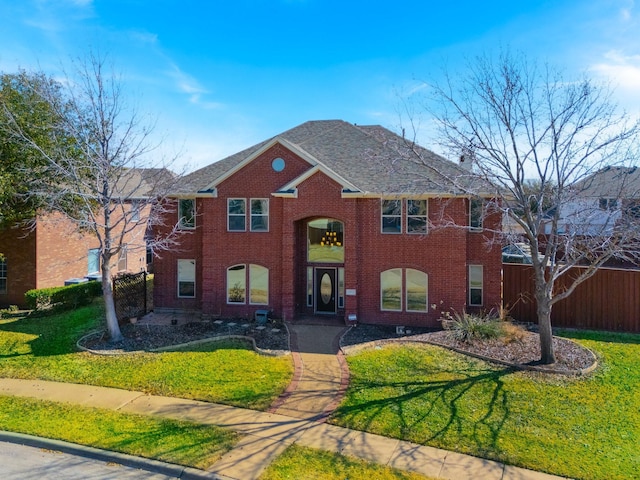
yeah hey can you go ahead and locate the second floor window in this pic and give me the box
[250,199,269,232]
[381,199,402,233]
[228,199,246,231]
[178,199,195,229]
[469,199,483,230]
[407,199,428,234]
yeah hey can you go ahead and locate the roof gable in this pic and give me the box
[174,120,488,197]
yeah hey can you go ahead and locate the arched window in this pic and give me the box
[381,268,428,313]
[381,269,402,311]
[406,269,428,312]
[308,218,344,263]
[227,264,269,305]
[227,264,246,303]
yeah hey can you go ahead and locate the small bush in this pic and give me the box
[440,310,505,342]
[0,305,20,319]
[25,281,103,313]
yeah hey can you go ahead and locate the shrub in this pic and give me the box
[440,310,505,342]
[25,281,103,313]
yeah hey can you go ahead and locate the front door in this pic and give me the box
[315,268,337,314]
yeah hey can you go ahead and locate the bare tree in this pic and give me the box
[2,54,185,341]
[410,52,640,364]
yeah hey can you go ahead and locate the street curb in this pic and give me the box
[0,431,231,480]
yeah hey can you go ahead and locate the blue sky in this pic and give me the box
[1,0,639,172]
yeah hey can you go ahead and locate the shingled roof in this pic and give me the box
[175,120,487,197]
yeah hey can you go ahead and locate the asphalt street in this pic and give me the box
[0,441,179,480]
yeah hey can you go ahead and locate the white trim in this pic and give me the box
[405,268,428,313]
[276,165,361,196]
[468,264,484,306]
[178,198,196,230]
[249,198,269,232]
[199,138,318,193]
[469,198,484,232]
[227,198,247,232]
[406,198,429,235]
[177,259,196,299]
[381,199,403,234]
[380,268,403,312]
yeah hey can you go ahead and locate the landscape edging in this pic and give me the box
[76,331,290,357]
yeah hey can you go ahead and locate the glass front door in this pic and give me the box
[315,268,336,314]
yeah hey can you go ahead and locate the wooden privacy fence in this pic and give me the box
[503,263,640,332]
[113,271,148,323]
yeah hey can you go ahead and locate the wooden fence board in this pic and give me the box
[503,263,640,332]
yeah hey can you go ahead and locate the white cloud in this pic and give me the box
[619,0,635,21]
[591,50,640,90]
[166,63,223,110]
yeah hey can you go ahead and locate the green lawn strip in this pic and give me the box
[260,444,434,480]
[0,395,237,469]
[0,304,293,410]
[332,333,640,480]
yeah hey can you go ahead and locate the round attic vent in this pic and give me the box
[272,157,285,172]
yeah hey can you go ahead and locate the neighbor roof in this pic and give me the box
[175,120,489,197]
[572,166,640,198]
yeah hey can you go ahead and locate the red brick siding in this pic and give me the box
[0,226,37,306]
[153,144,503,325]
[0,206,151,308]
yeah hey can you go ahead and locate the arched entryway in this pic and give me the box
[296,217,345,318]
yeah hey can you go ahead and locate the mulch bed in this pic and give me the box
[79,319,289,354]
[80,320,597,374]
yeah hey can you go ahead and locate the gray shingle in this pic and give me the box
[174,120,488,196]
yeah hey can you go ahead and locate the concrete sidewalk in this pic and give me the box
[0,378,566,480]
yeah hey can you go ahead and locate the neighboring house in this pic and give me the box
[558,166,640,236]
[153,120,502,327]
[0,168,168,308]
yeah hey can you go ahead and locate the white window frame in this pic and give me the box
[177,259,196,298]
[227,263,269,305]
[178,198,196,230]
[227,198,247,232]
[381,199,402,234]
[469,198,483,231]
[117,246,128,272]
[469,265,484,306]
[405,268,428,312]
[249,264,269,305]
[250,198,269,232]
[88,248,100,275]
[406,199,428,234]
[380,268,403,311]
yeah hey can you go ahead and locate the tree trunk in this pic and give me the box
[101,263,123,342]
[536,297,556,364]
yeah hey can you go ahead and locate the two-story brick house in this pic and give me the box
[153,120,501,327]
[0,168,166,308]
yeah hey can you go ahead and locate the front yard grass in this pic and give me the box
[0,303,292,410]
[332,330,640,480]
[260,444,434,480]
[0,395,237,469]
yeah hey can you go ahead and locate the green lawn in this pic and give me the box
[332,330,640,480]
[0,395,237,469]
[0,303,292,410]
[261,445,434,480]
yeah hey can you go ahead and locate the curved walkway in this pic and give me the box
[268,324,349,421]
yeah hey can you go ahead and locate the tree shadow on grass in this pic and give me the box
[0,305,102,358]
[331,362,516,456]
